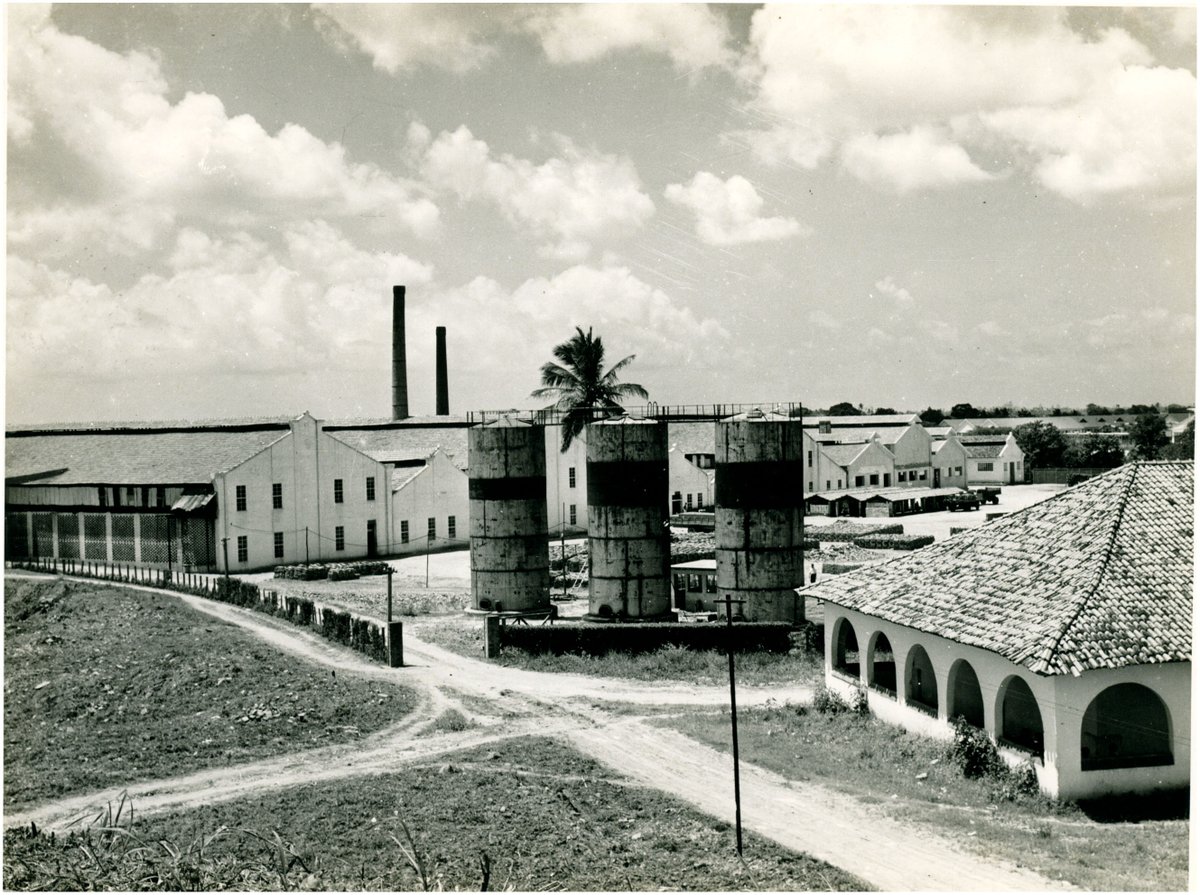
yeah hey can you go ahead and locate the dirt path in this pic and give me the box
[5,574,1070,891]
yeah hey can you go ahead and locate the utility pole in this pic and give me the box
[718,594,746,857]
[305,526,310,563]
[561,503,567,597]
[387,566,394,622]
[221,537,230,595]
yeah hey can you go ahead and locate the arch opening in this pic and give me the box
[832,618,860,679]
[948,659,984,729]
[868,631,896,696]
[904,644,938,716]
[1081,683,1172,771]
[998,676,1044,758]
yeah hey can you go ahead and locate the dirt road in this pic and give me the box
[5,574,1069,891]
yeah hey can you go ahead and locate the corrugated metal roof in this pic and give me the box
[171,491,215,512]
[329,427,469,470]
[810,486,962,502]
[805,414,920,427]
[4,430,289,485]
[803,462,1194,675]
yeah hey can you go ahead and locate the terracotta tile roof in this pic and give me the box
[804,462,1193,675]
[4,430,288,485]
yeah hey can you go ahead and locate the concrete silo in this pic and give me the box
[715,409,805,623]
[586,415,671,620]
[468,417,550,614]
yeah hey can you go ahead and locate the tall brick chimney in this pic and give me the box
[392,285,409,420]
[435,326,449,416]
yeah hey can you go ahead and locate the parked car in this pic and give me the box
[975,486,1001,505]
[945,491,981,512]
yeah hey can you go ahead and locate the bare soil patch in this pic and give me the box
[3,579,418,809]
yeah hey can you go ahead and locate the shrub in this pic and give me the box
[853,533,935,550]
[811,683,851,715]
[850,685,869,716]
[948,717,1002,779]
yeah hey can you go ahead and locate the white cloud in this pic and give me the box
[977,321,1009,337]
[410,124,655,260]
[522,5,732,71]
[314,4,732,73]
[663,172,805,245]
[313,4,499,74]
[740,5,1194,201]
[8,9,439,261]
[921,320,960,343]
[874,277,915,306]
[841,127,995,193]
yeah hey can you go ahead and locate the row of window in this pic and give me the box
[98,486,167,508]
[670,492,706,512]
[234,477,376,512]
[398,516,457,544]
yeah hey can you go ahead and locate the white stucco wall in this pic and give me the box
[391,449,469,555]
[822,605,1190,800]
[544,425,587,534]
[669,447,712,511]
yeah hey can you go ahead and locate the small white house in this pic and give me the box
[390,447,469,555]
[960,433,1025,485]
[805,461,1192,801]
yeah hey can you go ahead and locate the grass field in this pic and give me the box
[3,737,867,892]
[412,616,823,685]
[260,575,468,621]
[4,578,418,808]
[665,700,1189,892]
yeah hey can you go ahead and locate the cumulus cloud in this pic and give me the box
[663,172,805,245]
[409,123,655,260]
[8,8,439,262]
[874,277,916,306]
[521,5,732,71]
[740,5,1195,201]
[841,127,995,193]
[7,223,434,385]
[314,3,732,73]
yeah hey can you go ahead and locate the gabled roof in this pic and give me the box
[329,426,469,470]
[4,430,290,486]
[805,462,1194,675]
[806,414,920,428]
[820,443,870,467]
[964,444,1004,459]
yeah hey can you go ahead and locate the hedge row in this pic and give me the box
[274,560,391,580]
[853,533,935,550]
[500,620,794,657]
[812,522,904,543]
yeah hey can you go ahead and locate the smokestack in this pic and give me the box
[392,285,409,420]
[435,326,449,415]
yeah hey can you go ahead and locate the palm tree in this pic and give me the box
[532,326,649,452]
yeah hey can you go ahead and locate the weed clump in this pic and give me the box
[947,717,1042,802]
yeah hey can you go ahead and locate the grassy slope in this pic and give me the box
[4,578,418,808]
[665,701,1189,892]
[412,616,824,685]
[3,737,867,892]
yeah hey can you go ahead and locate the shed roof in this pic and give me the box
[4,429,289,485]
[803,462,1193,675]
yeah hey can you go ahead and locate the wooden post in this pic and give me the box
[483,615,502,658]
[387,621,404,668]
[718,594,747,857]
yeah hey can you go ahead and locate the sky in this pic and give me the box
[6,3,1196,424]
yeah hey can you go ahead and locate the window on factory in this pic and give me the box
[401,521,409,544]
[956,466,963,476]
[569,504,577,526]
[235,485,247,512]
[808,450,813,467]
[696,493,703,508]
[99,487,108,507]
[335,526,345,551]
[334,479,344,504]
[825,480,831,490]
[126,486,136,505]
[274,532,284,559]
[869,474,879,486]
[898,471,906,482]
[978,462,994,472]
[685,494,693,511]
[366,476,376,501]
[272,483,283,509]
[156,487,167,508]
[237,535,248,563]
[447,516,456,539]
[569,467,576,488]
[141,487,150,507]
[883,473,891,486]
[918,469,928,480]
[427,517,436,541]
[854,476,865,488]
[112,487,121,507]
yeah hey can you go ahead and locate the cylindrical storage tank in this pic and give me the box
[586,416,671,620]
[468,417,551,614]
[715,410,805,623]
